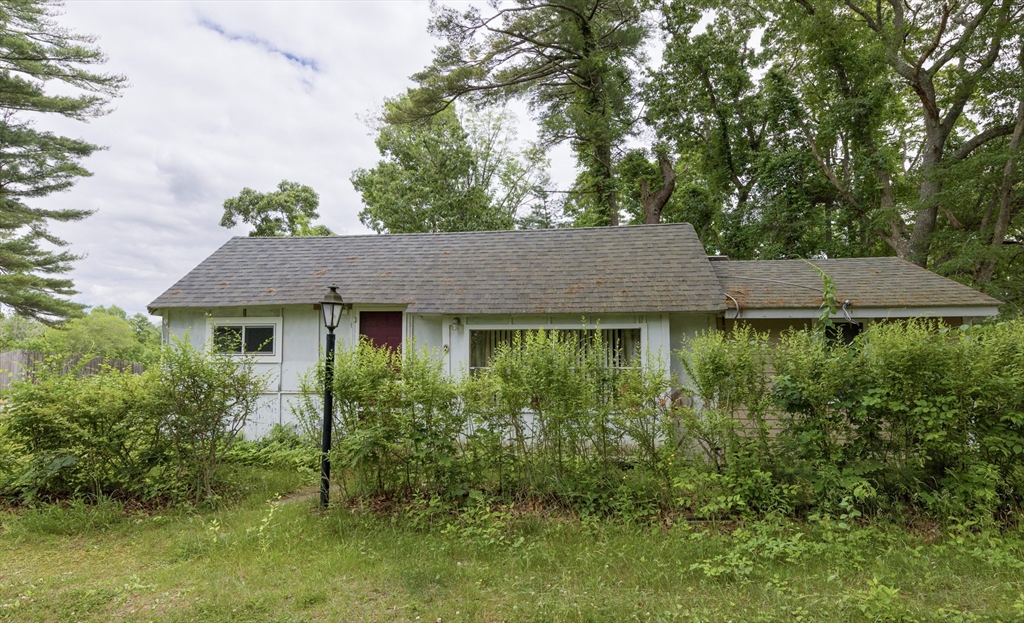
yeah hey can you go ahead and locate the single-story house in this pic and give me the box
[148,223,1001,437]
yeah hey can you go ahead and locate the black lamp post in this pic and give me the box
[319,286,344,509]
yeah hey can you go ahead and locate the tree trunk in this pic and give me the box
[907,119,948,266]
[594,140,618,226]
[875,165,911,258]
[640,150,677,224]
[974,99,1024,285]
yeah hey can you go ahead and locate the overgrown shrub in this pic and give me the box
[682,318,1024,521]
[152,337,265,502]
[226,424,318,474]
[0,337,268,504]
[293,320,1024,523]
[0,359,160,502]
[296,331,675,509]
[296,341,467,496]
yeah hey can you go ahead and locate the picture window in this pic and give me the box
[469,328,641,374]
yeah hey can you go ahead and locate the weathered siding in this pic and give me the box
[669,313,716,386]
[165,305,319,438]
[163,305,717,438]
[409,314,444,358]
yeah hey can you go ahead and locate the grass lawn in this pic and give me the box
[2,471,1024,622]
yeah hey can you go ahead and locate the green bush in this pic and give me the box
[292,319,1024,523]
[0,337,268,504]
[152,337,265,502]
[295,340,465,496]
[296,331,675,507]
[682,319,1024,521]
[0,360,160,502]
[226,424,317,474]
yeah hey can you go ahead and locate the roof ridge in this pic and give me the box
[227,222,697,243]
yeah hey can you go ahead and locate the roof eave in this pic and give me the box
[726,305,1001,320]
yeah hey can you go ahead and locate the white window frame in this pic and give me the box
[466,325,645,374]
[207,317,283,363]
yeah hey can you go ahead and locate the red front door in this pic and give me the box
[359,311,403,353]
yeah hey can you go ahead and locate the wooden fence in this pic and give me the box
[0,350,144,391]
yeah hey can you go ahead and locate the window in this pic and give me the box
[469,328,641,374]
[825,321,862,345]
[211,323,276,356]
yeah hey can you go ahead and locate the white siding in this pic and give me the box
[163,305,718,437]
[669,313,716,387]
[410,314,445,358]
[280,306,321,392]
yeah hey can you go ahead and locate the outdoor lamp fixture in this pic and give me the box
[319,286,344,510]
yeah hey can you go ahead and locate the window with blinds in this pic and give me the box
[469,328,642,373]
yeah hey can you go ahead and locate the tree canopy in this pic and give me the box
[0,0,126,323]
[640,0,1024,310]
[400,0,647,226]
[352,98,549,233]
[357,0,1024,313]
[0,304,160,363]
[220,180,333,237]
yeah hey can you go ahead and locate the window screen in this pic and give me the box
[469,328,641,373]
[244,326,275,354]
[213,324,275,355]
[214,326,243,353]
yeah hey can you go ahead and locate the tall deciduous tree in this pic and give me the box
[352,97,549,234]
[827,0,1023,265]
[647,0,1024,282]
[646,5,859,258]
[220,180,333,237]
[400,0,647,226]
[0,0,126,322]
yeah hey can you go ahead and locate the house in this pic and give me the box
[148,223,1001,437]
[713,257,1003,342]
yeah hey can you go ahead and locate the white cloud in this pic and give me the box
[29,1,581,317]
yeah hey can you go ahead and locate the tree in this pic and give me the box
[616,149,717,236]
[220,180,333,237]
[736,0,1024,266]
[646,6,766,231]
[646,5,859,258]
[37,305,160,363]
[400,0,648,226]
[823,0,1023,265]
[560,145,679,227]
[0,0,126,322]
[646,0,1024,276]
[352,98,549,233]
[0,312,44,349]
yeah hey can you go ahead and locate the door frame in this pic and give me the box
[349,304,408,353]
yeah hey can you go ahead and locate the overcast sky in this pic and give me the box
[35,1,578,318]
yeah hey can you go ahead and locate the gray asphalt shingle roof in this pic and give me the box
[713,258,1002,310]
[148,223,728,314]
